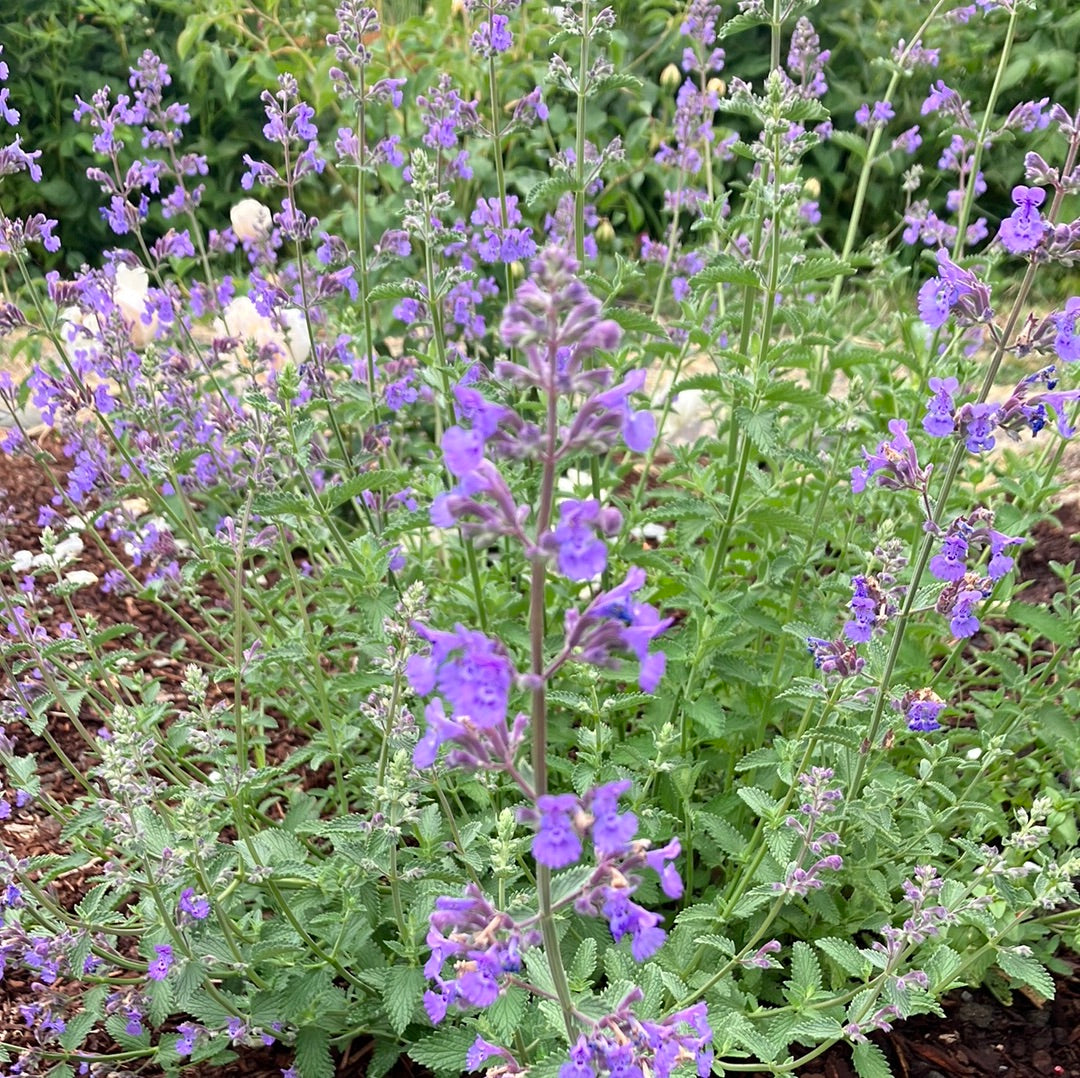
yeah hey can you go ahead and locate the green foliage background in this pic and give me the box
[3,0,1078,266]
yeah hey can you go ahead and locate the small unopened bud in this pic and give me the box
[660,63,682,90]
[706,77,725,96]
[803,177,821,199]
[595,219,615,246]
[509,260,525,279]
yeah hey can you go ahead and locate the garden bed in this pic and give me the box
[2,438,1079,1078]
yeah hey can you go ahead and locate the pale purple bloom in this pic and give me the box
[997,185,1047,255]
[1052,297,1080,362]
[589,780,637,856]
[924,376,958,437]
[146,944,173,981]
[534,794,583,868]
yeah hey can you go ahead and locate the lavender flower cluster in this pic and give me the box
[405,246,707,1076]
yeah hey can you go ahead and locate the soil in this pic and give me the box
[2,442,1080,1078]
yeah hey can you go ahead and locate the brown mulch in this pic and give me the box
[2,444,1080,1077]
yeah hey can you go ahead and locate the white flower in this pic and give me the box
[213,294,311,366]
[230,199,272,242]
[10,549,33,573]
[63,569,98,589]
[60,263,158,350]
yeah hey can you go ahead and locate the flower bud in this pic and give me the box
[595,218,615,246]
[803,177,821,199]
[706,77,725,96]
[660,63,681,90]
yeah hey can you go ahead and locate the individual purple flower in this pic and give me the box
[561,1037,597,1078]
[602,889,666,961]
[851,419,929,494]
[924,373,959,436]
[957,401,999,452]
[534,793,583,868]
[179,888,210,921]
[408,624,515,731]
[471,13,513,56]
[843,575,885,643]
[589,780,637,857]
[855,100,895,127]
[923,376,958,437]
[997,185,1047,255]
[644,838,683,899]
[916,248,992,329]
[467,1036,520,1073]
[929,534,968,581]
[806,636,865,679]
[549,499,620,581]
[902,689,946,733]
[146,944,173,981]
[175,1021,204,1056]
[1052,297,1080,362]
[891,125,922,154]
[442,424,487,476]
[936,573,991,638]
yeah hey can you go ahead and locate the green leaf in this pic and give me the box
[853,1041,893,1078]
[736,785,779,818]
[570,937,598,984]
[817,937,868,977]
[383,965,424,1034]
[407,1027,476,1075]
[693,254,761,288]
[605,306,668,338]
[996,949,1055,999]
[787,940,823,1000]
[488,985,529,1042]
[526,174,577,209]
[790,256,854,285]
[295,1026,335,1078]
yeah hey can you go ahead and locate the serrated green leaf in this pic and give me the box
[694,254,761,289]
[527,174,577,209]
[852,1041,893,1078]
[295,1027,334,1078]
[383,965,424,1035]
[817,937,867,977]
[604,306,667,338]
[570,937,598,984]
[488,985,529,1043]
[997,949,1055,999]
[408,1027,477,1075]
[367,278,426,302]
[789,940,823,998]
[736,785,779,818]
[790,256,854,285]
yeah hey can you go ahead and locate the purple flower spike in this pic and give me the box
[534,793,583,868]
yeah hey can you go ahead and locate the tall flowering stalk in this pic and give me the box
[406,246,703,1073]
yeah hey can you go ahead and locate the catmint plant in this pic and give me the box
[2,2,1080,1078]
